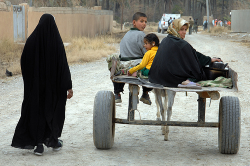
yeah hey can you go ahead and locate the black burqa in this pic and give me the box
[11,14,72,149]
[149,35,210,87]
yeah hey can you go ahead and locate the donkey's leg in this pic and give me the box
[153,89,162,121]
[154,89,165,135]
[164,90,176,141]
[161,90,168,137]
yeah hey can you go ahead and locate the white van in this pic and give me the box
[158,14,181,34]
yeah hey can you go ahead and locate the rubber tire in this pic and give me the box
[93,91,115,149]
[157,27,161,33]
[218,96,241,154]
[161,29,164,34]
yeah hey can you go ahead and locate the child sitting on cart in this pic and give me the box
[112,12,153,105]
[127,33,159,77]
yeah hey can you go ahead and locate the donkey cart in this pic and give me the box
[93,67,240,154]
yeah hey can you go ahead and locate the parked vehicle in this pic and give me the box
[158,14,181,34]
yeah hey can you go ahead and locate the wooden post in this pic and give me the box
[198,95,206,122]
[128,84,138,121]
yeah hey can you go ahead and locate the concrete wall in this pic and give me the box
[0,5,113,41]
[231,10,250,33]
[0,11,13,40]
[28,7,113,40]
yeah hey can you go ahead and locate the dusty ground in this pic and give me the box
[1,32,250,166]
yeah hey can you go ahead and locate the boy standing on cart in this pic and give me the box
[113,12,152,105]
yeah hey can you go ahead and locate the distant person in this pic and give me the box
[149,18,222,88]
[219,19,223,26]
[188,18,193,35]
[203,19,208,30]
[194,18,198,33]
[11,14,73,156]
[214,19,218,26]
[168,17,173,26]
[224,20,228,27]
[113,12,152,105]
[128,33,159,77]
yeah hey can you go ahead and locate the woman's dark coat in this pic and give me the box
[11,14,72,149]
[149,35,211,87]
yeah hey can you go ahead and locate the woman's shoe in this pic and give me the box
[34,144,44,156]
[53,139,63,151]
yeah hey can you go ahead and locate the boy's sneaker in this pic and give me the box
[140,92,152,105]
[34,144,44,156]
[53,139,63,151]
[115,93,122,103]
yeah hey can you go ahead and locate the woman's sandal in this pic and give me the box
[178,81,202,89]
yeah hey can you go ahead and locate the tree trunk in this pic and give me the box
[188,0,191,16]
[121,1,124,30]
[106,0,109,10]
[153,0,158,22]
[209,0,213,17]
[163,0,167,13]
[168,0,172,13]
[192,0,194,17]
[222,0,224,17]
[214,0,217,18]
[194,0,197,19]
[101,0,105,9]
[139,0,142,5]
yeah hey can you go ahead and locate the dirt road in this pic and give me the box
[1,32,250,165]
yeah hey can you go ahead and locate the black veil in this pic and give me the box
[11,14,72,149]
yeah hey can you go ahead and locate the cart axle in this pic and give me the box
[115,118,219,127]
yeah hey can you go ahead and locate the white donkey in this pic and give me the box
[153,89,176,141]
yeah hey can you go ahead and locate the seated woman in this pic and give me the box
[149,18,222,88]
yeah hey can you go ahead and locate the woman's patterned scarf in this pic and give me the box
[167,18,189,39]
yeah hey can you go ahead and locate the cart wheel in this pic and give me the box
[218,96,241,154]
[93,91,115,149]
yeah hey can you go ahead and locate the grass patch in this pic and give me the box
[112,21,159,34]
[0,34,121,78]
[209,26,230,34]
[145,22,158,33]
[65,35,119,64]
[201,26,231,35]
[0,39,23,78]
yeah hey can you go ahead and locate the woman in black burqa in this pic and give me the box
[11,14,73,155]
[149,18,222,87]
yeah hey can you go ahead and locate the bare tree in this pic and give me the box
[106,0,110,9]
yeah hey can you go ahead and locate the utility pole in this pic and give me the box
[206,0,210,31]
[121,0,124,30]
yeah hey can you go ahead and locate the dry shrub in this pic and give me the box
[205,26,230,34]
[65,35,118,63]
[0,35,120,78]
[112,21,159,33]
[112,22,130,33]
[145,22,158,32]
[0,39,23,78]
